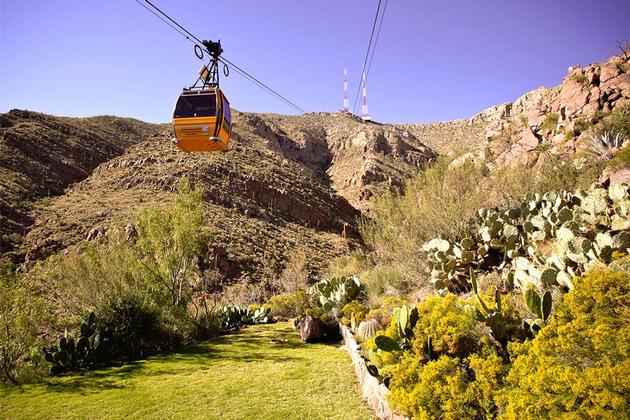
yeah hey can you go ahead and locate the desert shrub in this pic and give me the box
[43,237,148,324]
[491,156,602,208]
[221,281,269,306]
[412,294,484,358]
[536,155,601,193]
[573,116,591,134]
[362,158,490,283]
[596,103,630,138]
[541,113,560,132]
[492,122,518,150]
[340,300,367,327]
[97,297,180,359]
[590,110,606,126]
[571,73,588,84]
[0,261,48,385]
[367,295,487,371]
[607,144,630,170]
[366,296,407,327]
[268,290,309,319]
[134,185,207,308]
[327,252,369,278]
[361,264,408,305]
[365,294,508,419]
[42,186,211,363]
[497,267,630,418]
[273,247,310,294]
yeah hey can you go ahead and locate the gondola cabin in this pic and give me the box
[172,87,232,152]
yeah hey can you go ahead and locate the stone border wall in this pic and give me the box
[339,324,406,420]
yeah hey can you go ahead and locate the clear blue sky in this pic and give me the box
[1,0,629,123]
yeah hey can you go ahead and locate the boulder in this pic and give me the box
[600,62,622,83]
[599,167,630,186]
[297,315,322,343]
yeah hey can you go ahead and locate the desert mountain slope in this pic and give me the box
[21,115,359,280]
[0,110,162,252]
[2,109,438,281]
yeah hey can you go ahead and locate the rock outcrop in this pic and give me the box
[478,54,630,166]
[241,112,436,211]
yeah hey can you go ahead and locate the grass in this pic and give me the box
[0,323,373,420]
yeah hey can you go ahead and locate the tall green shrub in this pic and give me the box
[362,158,489,283]
[0,261,48,385]
[43,186,211,362]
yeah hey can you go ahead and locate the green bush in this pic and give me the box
[362,158,490,284]
[573,116,591,134]
[541,113,560,132]
[366,295,509,419]
[497,267,630,418]
[0,261,49,385]
[571,73,588,84]
[268,290,309,319]
[360,264,408,305]
[340,300,367,327]
[98,297,180,359]
[366,296,407,327]
[491,155,601,208]
[596,104,630,138]
[41,186,211,367]
[607,144,630,170]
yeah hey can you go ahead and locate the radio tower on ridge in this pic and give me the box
[361,71,371,121]
[343,67,349,112]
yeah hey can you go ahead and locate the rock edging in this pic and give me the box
[339,324,406,420]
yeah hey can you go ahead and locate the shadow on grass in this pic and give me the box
[37,323,330,395]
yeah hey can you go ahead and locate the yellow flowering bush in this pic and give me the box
[497,268,630,418]
[388,349,508,419]
[412,294,485,358]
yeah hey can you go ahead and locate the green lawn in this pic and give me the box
[0,323,373,419]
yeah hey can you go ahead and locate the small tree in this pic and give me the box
[135,186,207,308]
[276,247,310,294]
[615,39,630,60]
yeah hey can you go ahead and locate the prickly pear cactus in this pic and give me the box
[423,184,630,293]
[308,275,363,314]
[42,312,99,375]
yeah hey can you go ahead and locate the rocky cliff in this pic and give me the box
[477,54,630,166]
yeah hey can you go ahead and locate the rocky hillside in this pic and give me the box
[241,112,436,210]
[403,53,630,164]
[474,53,630,166]
[3,110,437,282]
[0,110,162,253]
[401,114,490,155]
